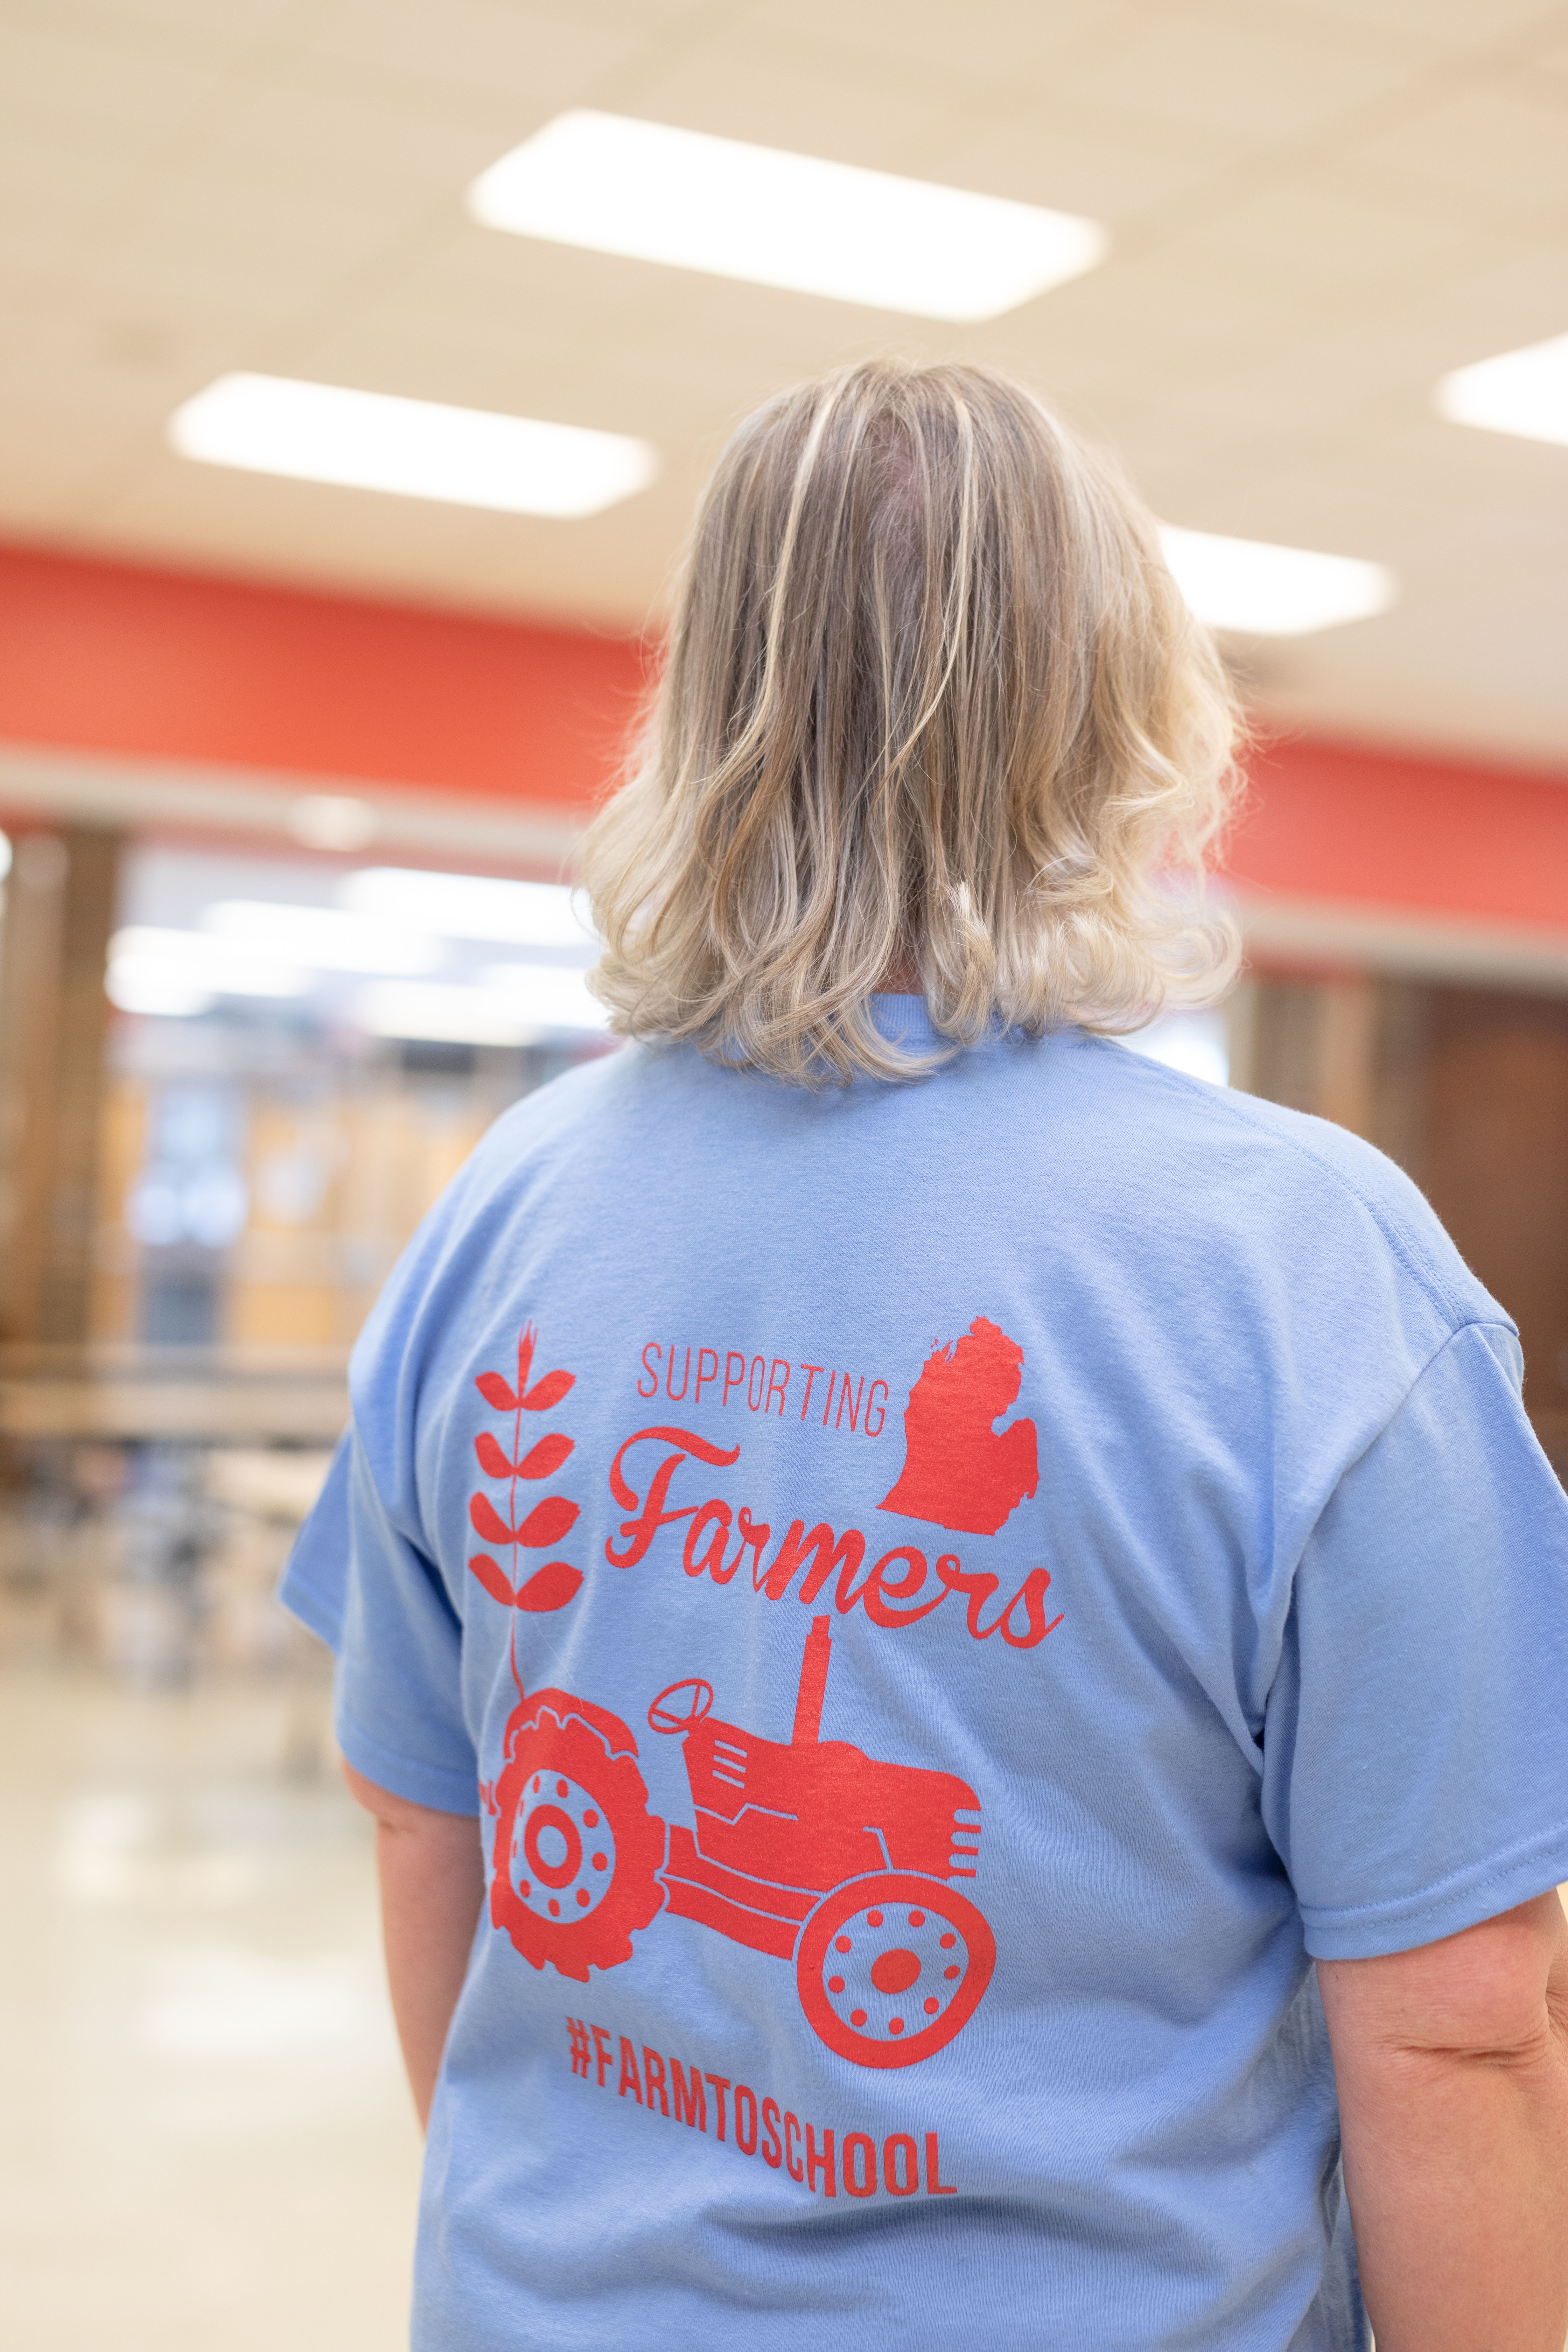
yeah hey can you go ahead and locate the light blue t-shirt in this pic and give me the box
[282,999,1568,2352]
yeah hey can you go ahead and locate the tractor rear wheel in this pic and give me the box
[796,1871,994,2068]
[490,1701,664,1981]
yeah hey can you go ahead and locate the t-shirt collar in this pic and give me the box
[868,992,939,1048]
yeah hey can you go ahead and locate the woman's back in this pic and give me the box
[285,358,1568,2350]
[286,999,1568,2348]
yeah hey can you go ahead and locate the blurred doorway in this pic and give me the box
[0,829,615,1685]
[1241,972,1568,1477]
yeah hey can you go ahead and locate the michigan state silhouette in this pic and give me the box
[880,1317,1039,1537]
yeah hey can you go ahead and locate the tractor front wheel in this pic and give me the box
[796,1872,994,2068]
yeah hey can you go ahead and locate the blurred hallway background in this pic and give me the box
[0,0,1564,2342]
[0,1627,421,2351]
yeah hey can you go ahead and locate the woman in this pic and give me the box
[284,360,1568,2350]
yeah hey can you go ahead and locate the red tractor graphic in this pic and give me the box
[488,1616,994,2069]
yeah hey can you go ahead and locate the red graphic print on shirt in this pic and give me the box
[880,1317,1039,1536]
[482,1612,994,2068]
[489,1687,666,1979]
[468,1324,584,1614]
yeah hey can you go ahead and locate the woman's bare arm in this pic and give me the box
[1320,1889,1568,2352]
[343,1759,486,2130]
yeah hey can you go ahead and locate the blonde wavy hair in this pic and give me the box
[583,358,1241,1084]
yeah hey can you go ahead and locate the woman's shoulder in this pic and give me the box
[1065,1030,1504,1344]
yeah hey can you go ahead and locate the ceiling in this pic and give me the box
[2,0,1566,765]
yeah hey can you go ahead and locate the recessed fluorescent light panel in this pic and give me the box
[1158,526,1396,637]
[168,374,657,517]
[468,110,1107,322]
[338,868,592,952]
[106,926,309,1015]
[289,795,379,853]
[200,901,439,975]
[1435,332,1568,449]
[356,973,608,1045]
[482,963,607,1028]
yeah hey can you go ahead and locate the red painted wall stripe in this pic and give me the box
[0,541,648,810]
[1228,737,1568,931]
[2,541,1565,926]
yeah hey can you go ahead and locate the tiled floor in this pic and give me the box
[0,1635,422,2351]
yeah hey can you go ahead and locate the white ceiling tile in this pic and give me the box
[0,118,152,225]
[293,0,642,125]
[930,100,1228,221]
[190,74,517,205]
[1374,234,1568,374]
[1050,9,1422,152]
[1259,0,1566,54]
[0,14,231,149]
[1483,54,1568,130]
[607,24,954,176]
[0,287,234,393]
[1255,611,1568,767]
[27,0,312,47]
[0,129,148,286]
[735,0,1145,90]
[297,224,964,462]
[0,376,168,522]
[1519,27,1568,82]
[1159,181,1504,324]
[492,0,713,32]
[55,444,682,629]
[1338,86,1568,220]
[1013,247,1307,398]
[80,186,420,329]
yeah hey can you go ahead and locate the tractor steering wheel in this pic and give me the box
[647,1678,714,1734]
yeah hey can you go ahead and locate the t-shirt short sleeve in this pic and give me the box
[280,1426,479,1818]
[278,1431,352,1649]
[1264,1319,1568,1959]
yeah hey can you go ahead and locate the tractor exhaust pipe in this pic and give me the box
[792,1615,832,1745]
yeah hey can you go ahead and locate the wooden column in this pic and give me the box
[1316,976,1378,1139]
[1243,969,1568,1481]
[1244,971,1378,1138]
[1422,988,1568,1472]
[0,827,121,1345]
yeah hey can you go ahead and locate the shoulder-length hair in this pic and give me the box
[583,358,1241,1085]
